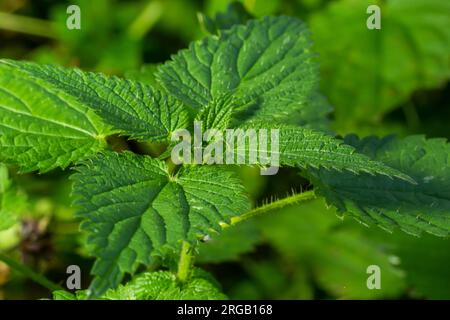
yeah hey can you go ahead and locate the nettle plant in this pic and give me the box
[0,15,449,300]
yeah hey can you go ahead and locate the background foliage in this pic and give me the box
[0,0,448,299]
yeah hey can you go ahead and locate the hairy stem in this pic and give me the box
[177,241,194,283]
[0,253,62,291]
[0,12,57,39]
[222,190,317,228]
[176,192,316,279]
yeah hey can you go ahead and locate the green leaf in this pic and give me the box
[310,0,450,126]
[0,60,111,172]
[157,16,319,124]
[235,260,311,299]
[198,2,253,34]
[367,229,450,299]
[72,151,250,297]
[310,135,450,236]
[235,123,413,181]
[0,59,190,143]
[197,93,236,131]
[53,269,227,300]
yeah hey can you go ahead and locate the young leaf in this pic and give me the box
[0,60,111,172]
[235,122,413,181]
[72,151,250,297]
[157,16,319,124]
[0,59,190,143]
[53,270,227,300]
[123,64,163,89]
[309,135,450,236]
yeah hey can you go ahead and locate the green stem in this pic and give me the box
[175,192,316,280]
[177,241,194,283]
[0,252,62,291]
[0,12,57,39]
[222,190,317,228]
[127,1,163,40]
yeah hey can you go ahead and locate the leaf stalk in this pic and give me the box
[222,190,317,228]
[177,241,194,283]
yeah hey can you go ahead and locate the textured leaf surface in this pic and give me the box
[197,93,236,131]
[53,270,227,300]
[72,151,250,296]
[197,9,332,131]
[0,60,111,172]
[0,164,15,231]
[235,123,413,181]
[157,16,319,124]
[310,0,450,125]
[310,135,450,236]
[295,93,332,132]
[0,59,190,143]
[124,64,162,89]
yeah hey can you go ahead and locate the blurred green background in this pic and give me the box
[0,0,449,299]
